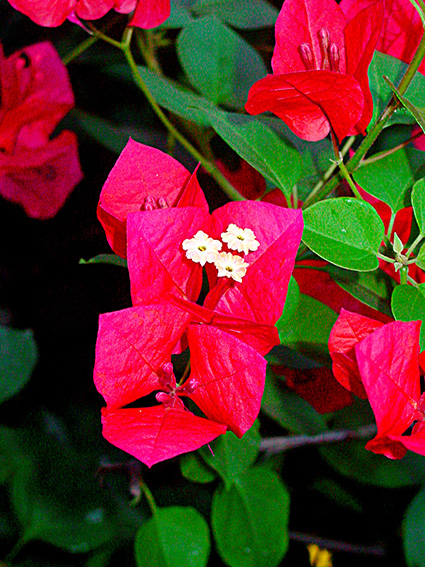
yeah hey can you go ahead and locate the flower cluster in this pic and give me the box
[94,139,303,467]
[0,42,82,219]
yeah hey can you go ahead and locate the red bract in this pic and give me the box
[340,0,425,74]
[356,320,424,459]
[245,0,383,141]
[94,299,272,466]
[98,139,208,258]
[328,308,385,398]
[7,0,170,28]
[0,42,82,219]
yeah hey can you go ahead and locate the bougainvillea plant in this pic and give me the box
[4,0,425,565]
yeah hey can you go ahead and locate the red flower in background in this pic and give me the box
[329,309,425,460]
[0,42,82,219]
[245,0,383,142]
[340,0,425,74]
[6,0,170,28]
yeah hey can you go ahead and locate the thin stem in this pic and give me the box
[303,136,355,207]
[260,424,377,454]
[407,274,420,286]
[377,252,396,263]
[140,480,158,516]
[386,211,397,241]
[361,129,424,166]
[120,39,244,202]
[62,34,99,65]
[405,233,424,258]
[289,532,385,557]
[330,132,362,199]
[303,28,425,209]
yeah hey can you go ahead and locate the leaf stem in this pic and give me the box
[405,233,424,258]
[140,480,158,516]
[330,132,362,199]
[119,31,244,202]
[377,252,396,263]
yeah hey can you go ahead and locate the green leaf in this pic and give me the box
[325,265,394,318]
[404,486,425,567]
[277,276,300,328]
[384,75,425,133]
[135,506,210,567]
[412,178,425,235]
[192,0,278,29]
[202,109,303,197]
[212,468,290,567]
[262,368,327,435]
[1,418,117,552]
[320,400,425,487]
[302,198,385,271]
[177,15,267,109]
[79,254,128,268]
[200,420,260,488]
[368,51,425,127]
[0,326,38,404]
[180,452,216,484]
[71,109,159,154]
[391,284,425,350]
[417,243,425,270]
[137,66,215,127]
[354,147,425,212]
[277,293,338,363]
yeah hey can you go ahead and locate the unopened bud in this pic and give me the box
[157,197,169,209]
[329,43,340,72]
[299,43,314,70]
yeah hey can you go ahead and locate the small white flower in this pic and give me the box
[214,252,249,283]
[182,230,222,266]
[221,223,260,255]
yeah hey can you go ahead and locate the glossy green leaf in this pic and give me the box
[320,400,425,487]
[79,254,127,268]
[302,198,385,271]
[404,486,425,567]
[384,75,425,133]
[177,15,267,109]
[135,506,210,567]
[354,147,425,212]
[72,110,159,154]
[412,178,425,235]
[180,452,216,484]
[391,284,425,350]
[416,243,425,270]
[368,51,425,127]
[326,265,394,318]
[192,0,278,29]
[277,276,300,328]
[202,109,303,197]
[200,420,260,488]
[277,293,338,363]
[212,468,290,567]
[262,368,327,435]
[0,326,38,404]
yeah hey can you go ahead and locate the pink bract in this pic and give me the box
[0,42,82,219]
[356,320,423,459]
[6,0,170,28]
[98,139,208,258]
[245,0,384,141]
